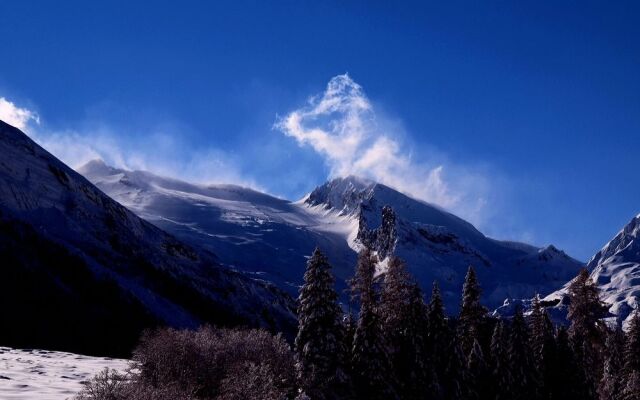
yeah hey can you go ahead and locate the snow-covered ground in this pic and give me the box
[0,347,128,400]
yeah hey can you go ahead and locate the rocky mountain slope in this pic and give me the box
[543,213,640,327]
[0,120,296,357]
[81,162,583,313]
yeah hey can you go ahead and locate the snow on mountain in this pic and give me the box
[0,347,127,400]
[308,177,583,311]
[79,159,360,296]
[80,163,583,313]
[0,120,296,356]
[543,214,640,327]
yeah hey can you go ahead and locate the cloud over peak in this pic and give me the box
[276,74,490,223]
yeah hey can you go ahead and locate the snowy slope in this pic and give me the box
[0,347,127,400]
[79,159,359,295]
[307,177,583,311]
[81,162,583,313]
[0,120,296,356]
[543,214,640,327]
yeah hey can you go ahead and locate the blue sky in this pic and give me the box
[1,1,639,260]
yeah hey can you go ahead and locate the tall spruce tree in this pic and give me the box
[491,320,511,400]
[295,248,349,399]
[623,370,640,400]
[553,326,584,400]
[529,295,555,399]
[506,306,538,400]
[350,248,396,400]
[467,338,491,400]
[458,266,487,355]
[379,256,430,399]
[443,338,468,400]
[427,282,449,399]
[598,327,625,400]
[624,310,640,400]
[567,268,608,400]
[625,311,640,373]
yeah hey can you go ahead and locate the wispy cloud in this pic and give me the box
[0,96,262,190]
[0,97,39,130]
[276,74,492,225]
[2,82,496,227]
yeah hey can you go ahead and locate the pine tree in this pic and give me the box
[490,320,511,400]
[379,256,430,399]
[343,311,356,364]
[443,338,468,400]
[553,326,584,400]
[457,266,487,355]
[598,327,625,400]
[295,248,349,400]
[506,306,538,400]
[622,310,640,400]
[567,269,608,342]
[622,370,640,400]
[625,310,640,377]
[529,295,555,399]
[427,282,449,399]
[567,268,608,400]
[350,248,396,400]
[467,338,491,400]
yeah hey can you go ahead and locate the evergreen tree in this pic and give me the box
[379,256,430,399]
[625,310,640,378]
[567,268,608,400]
[622,370,640,400]
[490,320,511,400]
[350,248,396,400]
[443,338,468,400]
[553,326,585,400]
[506,306,538,400]
[622,310,640,400]
[598,327,625,400]
[457,266,487,355]
[567,269,608,342]
[427,282,449,399]
[529,295,555,399]
[295,248,349,400]
[467,339,491,400]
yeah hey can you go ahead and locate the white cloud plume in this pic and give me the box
[0,97,39,130]
[0,96,261,190]
[276,74,491,223]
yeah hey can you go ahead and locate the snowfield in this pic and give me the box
[0,347,127,400]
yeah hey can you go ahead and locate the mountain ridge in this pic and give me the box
[542,213,640,327]
[80,158,583,313]
[0,120,296,356]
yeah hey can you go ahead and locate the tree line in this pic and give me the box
[77,247,640,400]
[295,247,640,400]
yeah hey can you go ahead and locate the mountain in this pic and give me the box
[542,213,640,327]
[80,162,583,313]
[0,120,296,357]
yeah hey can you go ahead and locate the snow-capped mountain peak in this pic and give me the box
[541,214,640,328]
[304,175,376,215]
[81,163,583,314]
[587,214,640,271]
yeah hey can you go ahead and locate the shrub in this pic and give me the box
[75,368,130,400]
[76,326,296,400]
